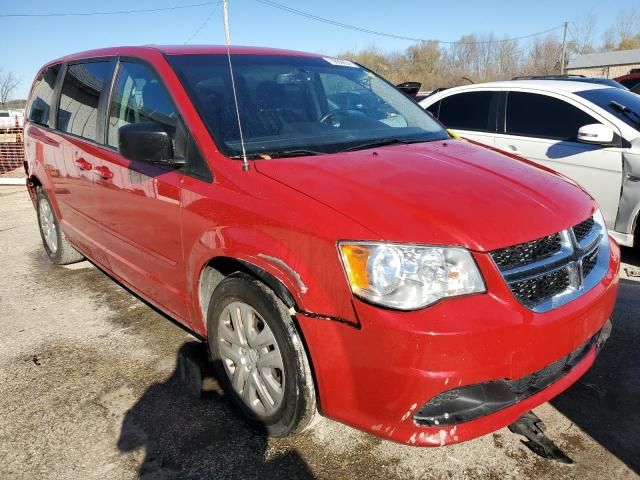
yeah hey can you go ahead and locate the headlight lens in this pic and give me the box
[339,242,485,310]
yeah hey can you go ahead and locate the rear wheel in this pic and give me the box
[207,274,316,437]
[36,188,84,265]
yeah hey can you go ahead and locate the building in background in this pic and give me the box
[566,49,640,79]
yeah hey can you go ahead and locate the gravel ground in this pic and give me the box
[0,186,638,480]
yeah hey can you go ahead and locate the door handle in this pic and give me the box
[74,158,93,171]
[507,145,523,156]
[94,165,113,180]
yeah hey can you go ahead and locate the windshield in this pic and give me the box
[167,54,447,157]
[576,88,640,131]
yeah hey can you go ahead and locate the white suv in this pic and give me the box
[420,80,640,247]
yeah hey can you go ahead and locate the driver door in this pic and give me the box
[92,59,189,323]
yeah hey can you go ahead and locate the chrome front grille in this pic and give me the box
[582,248,599,277]
[509,268,570,309]
[573,217,595,243]
[490,215,609,313]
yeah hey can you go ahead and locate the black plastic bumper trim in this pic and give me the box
[413,322,610,427]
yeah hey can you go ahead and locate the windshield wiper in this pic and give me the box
[610,100,640,126]
[340,137,428,152]
[230,149,325,159]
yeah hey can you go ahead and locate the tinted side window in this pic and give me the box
[107,61,183,156]
[425,100,440,118]
[27,65,61,126]
[506,92,596,141]
[438,92,497,132]
[57,61,112,142]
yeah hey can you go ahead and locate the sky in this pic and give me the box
[2,0,639,99]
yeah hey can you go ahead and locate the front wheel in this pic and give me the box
[36,188,84,265]
[207,274,317,437]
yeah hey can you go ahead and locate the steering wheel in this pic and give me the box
[320,109,362,124]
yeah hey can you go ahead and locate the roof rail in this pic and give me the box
[512,75,587,80]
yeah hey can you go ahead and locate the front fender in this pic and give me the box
[185,225,360,335]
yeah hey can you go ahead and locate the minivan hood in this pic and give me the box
[254,140,595,252]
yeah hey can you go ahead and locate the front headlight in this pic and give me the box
[338,242,485,310]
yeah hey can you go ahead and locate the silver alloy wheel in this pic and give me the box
[38,199,58,254]
[218,301,285,416]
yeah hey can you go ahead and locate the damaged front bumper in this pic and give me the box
[413,321,612,428]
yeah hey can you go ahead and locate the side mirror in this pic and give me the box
[577,124,615,146]
[396,81,421,97]
[118,122,183,166]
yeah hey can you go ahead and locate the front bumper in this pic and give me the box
[413,321,611,428]
[296,240,620,446]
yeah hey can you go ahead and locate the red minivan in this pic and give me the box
[24,46,619,446]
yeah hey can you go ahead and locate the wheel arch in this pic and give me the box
[198,256,299,335]
[198,255,323,413]
[26,174,42,205]
[28,174,42,187]
[27,172,64,219]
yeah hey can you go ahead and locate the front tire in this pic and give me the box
[207,274,317,437]
[36,188,84,265]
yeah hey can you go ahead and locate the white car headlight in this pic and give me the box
[338,242,485,310]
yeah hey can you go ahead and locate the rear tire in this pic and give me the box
[207,273,317,437]
[36,188,84,265]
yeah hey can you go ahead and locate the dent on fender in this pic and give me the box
[257,253,308,293]
[255,253,360,328]
[190,223,360,329]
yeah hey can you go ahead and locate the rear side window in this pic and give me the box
[107,61,181,153]
[438,92,497,132]
[27,65,60,126]
[57,61,112,142]
[506,92,596,141]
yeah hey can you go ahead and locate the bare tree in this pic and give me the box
[602,8,640,50]
[494,38,521,80]
[570,12,597,55]
[0,69,20,106]
[337,11,640,92]
[442,35,483,84]
[522,35,563,75]
[400,41,441,88]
